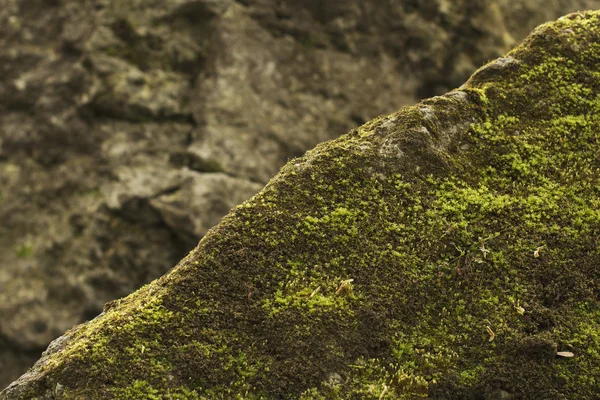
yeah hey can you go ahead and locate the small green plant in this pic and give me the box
[15,242,34,258]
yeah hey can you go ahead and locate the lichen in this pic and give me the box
[4,11,600,400]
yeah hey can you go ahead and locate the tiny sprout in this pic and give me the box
[486,326,496,342]
[534,246,544,258]
[515,300,525,315]
[479,241,490,259]
[336,279,354,296]
[378,384,388,400]
[556,351,575,358]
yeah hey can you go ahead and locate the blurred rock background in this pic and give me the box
[0,0,598,388]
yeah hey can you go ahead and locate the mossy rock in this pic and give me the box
[3,11,600,400]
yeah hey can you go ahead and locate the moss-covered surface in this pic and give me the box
[4,11,600,400]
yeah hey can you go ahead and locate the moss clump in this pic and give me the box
[3,11,600,400]
[14,242,34,259]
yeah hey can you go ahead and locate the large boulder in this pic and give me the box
[0,0,598,387]
[3,10,600,399]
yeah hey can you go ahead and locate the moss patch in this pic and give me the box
[4,11,600,400]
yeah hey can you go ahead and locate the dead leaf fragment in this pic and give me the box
[336,279,354,296]
[556,351,575,358]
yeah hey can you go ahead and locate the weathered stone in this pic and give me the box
[1,0,599,388]
[3,10,600,399]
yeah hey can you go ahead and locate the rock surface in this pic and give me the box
[3,10,600,399]
[1,0,599,388]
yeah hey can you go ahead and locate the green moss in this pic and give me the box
[110,380,200,399]
[4,10,600,400]
[15,242,34,258]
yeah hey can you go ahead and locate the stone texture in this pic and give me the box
[1,0,599,388]
[3,10,600,399]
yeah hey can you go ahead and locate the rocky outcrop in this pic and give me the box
[1,0,599,388]
[3,10,600,399]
